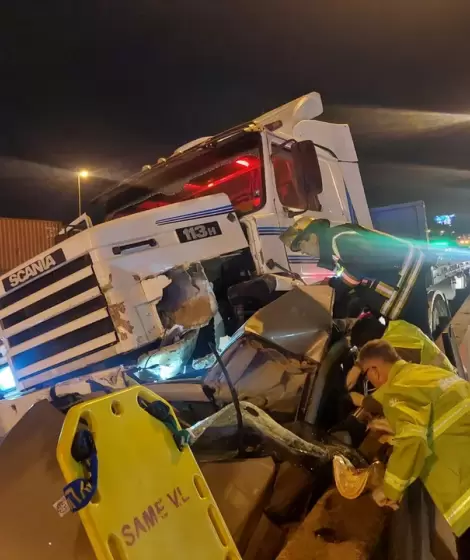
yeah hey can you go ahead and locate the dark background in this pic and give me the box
[1,0,470,228]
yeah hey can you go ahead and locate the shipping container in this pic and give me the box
[0,218,62,274]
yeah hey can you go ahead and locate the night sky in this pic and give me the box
[1,1,470,228]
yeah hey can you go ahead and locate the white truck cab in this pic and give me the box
[106,92,372,284]
[0,93,378,391]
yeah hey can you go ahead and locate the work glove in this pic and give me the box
[372,486,399,510]
[368,418,393,435]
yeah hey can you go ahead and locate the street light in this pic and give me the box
[77,169,89,216]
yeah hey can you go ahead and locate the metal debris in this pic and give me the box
[204,336,314,416]
[157,264,217,330]
[108,302,135,340]
[137,330,199,378]
[189,402,365,465]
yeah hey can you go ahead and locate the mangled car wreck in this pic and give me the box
[0,285,446,559]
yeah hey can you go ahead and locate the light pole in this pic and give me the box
[77,169,89,216]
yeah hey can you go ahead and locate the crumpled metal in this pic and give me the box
[188,401,366,466]
[203,336,314,416]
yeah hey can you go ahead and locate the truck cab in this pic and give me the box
[0,93,375,391]
[103,92,372,287]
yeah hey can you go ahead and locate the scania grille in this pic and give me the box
[0,254,118,384]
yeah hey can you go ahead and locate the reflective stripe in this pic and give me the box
[333,264,342,277]
[331,231,363,287]
[389,250,424,320]
[430,352,453,371]
[375,281,395,298]
[400,246,415,281]
[380,292,397,316]
[438,376,464,392]
[380,245,416,317]
[394,424,428,442]
[384,471,409,493]
[445,486,470,526]
[331,231,358,260]
[433,398,470,439]
[342,270,361,287]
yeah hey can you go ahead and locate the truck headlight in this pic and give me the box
[0,365,16,392]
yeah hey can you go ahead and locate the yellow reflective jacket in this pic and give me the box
[373,360,470,536]
[383,320,454,372]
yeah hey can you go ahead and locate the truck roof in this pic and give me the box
[95,92,325,207]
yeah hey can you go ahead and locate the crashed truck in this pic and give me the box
[0,92,467,558]
[0,91,469,396]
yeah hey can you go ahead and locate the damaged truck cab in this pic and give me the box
[104,92,372,314]
[0,92,373,390]
[0,195,247,391]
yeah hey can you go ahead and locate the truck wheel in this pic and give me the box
[428,291,451,339]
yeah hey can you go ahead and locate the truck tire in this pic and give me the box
[428,291,451,340]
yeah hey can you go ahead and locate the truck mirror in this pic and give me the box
[291,140,323,199]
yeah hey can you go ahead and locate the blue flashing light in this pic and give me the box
[434,214,455,226]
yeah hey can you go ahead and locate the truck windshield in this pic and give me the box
[106,131,264,219]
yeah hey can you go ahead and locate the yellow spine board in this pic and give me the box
[57,386,241,560]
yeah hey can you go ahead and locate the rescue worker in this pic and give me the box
[346,313,454,391]
[358,339,470,558]
[280,218,432,335]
